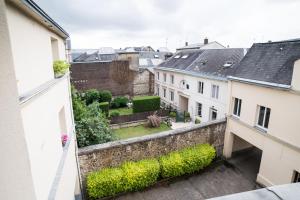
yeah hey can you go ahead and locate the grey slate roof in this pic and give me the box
[157,48,246,79]
[232,39,300,85]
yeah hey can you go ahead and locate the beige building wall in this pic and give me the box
[224,80,300,186]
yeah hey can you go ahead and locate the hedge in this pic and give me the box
[99,102,109,116]
[132,96,160,113]
[160,144,216,178]
[87,159,160,199]
[86,144,215,199]
[111,96,129,108]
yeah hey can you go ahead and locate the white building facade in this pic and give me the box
[0,0,81,200]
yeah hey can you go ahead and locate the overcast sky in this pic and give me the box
[35,0,300,52]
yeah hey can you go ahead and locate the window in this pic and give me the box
[156,85,160,96]
[51,37,59,61]
[174,55,181,58]
[233,98,242,117]
[186,84,189,89]
[163,88,166,98]
[257,106,271,129]
[198,81,204,94]
[163,73,167,82]
[211,84,219,99]
[170,75,174,84]
[210,108,217,120]
[197,103,202,117]
[156,72,160,80]
[170,91,174,101]
[182,55,188,59]
[293,171,300,183]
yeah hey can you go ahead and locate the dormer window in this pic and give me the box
[174,55,181,58]
[223,61,234,67]
[182,55,188,59]
[154,54,159,58]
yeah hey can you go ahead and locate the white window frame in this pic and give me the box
[156,72,160,80]
[198,81,204,94]
[170,90,174,101]
[211,84,219,99]
[163,73,167,82]
[293,170,300,183]
[233,97,242,117]
[170,75,174,84]
[210,107,218,121]
[256,105,271,131]
[163,88,166,98]
[197,102,202,117]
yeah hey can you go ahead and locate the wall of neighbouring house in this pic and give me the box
[155,69,228,123]
[224,80,300,187]
[78,119,226,179]
[6,2,66,95]
[133,69,154,95]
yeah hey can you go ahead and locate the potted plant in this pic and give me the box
[53,60,70,78]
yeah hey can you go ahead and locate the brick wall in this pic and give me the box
[78,119,226,178]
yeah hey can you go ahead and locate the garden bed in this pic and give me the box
[113,123,171,140]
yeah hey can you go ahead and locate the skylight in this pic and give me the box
[223,61,234,67]
[182,55,189,59]
[174,55,181,58]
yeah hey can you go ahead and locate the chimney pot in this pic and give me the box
[204,38,208,44]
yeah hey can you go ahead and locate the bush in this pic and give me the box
[122,159,160,192]
[160,144,216,178]
[195,118,201,124]
[99,102,109,116]
[132,96,160,113]
[53,60,69,77]
[76,102,114,147]
[85,89,100,105]
[110,111,120,117]
[111,96,129,108]
[87,168,124,199]
[71,85,87,121]
[99,90,112,103]
[87,159,160,199]
[169,111,176,118]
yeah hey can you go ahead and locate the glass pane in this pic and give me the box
[264,108,271,128]
[212,111,217,120]
[258,106,265,126]
[233,98,238,115]
[238,99,242,116]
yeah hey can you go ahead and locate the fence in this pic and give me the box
[109,109,169,124]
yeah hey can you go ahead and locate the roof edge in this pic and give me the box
[228,76,291,89]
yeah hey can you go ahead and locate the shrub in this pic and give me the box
[132,96,160,113]
[99,90,112,103]
[85,89,100,105]
[147,114,161,128]
[184,112,190,118]
[53,60,69,77]
[111,96,129,108]
[122,159,160,192]
[160,144,216,178]
[76,102,114,147]
[110,111,120,117]
[169,111,176,118]
[71,85,87,121]
[195,118,201,124]
[99,102,109,116]
[87,168,124,199]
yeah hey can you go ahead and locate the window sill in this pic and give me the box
[254,125,268,133]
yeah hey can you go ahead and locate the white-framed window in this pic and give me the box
[210,107,217,121]
[197,103,202,117]
[170,90,174,101]
[163,73,167,82]
[156,72,160,80]
[233,98,242,117]
[198,81,204,94]
[211,84,219,99]
[293,171,300,183]
[257,105,271,130]
[170,75,174,84]
[163,88,166,98]
[156,85,160,96]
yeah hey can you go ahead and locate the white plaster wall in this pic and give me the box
[292,59,300,91]
[6,3,66,95]
[155,69,228,123]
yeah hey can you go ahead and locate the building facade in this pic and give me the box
[0,0,80,199]
[154,48,245,123]
[223,40,300,187]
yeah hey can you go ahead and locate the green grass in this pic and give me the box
[109,107,133,116]
[113,123,171,140]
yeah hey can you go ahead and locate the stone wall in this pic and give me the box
[78,119,226,178]
[133,69,153,95]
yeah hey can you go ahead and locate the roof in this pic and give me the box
[209,183,300,200]
[177,41,225,51]
[11,0,69,38]
[157,48,246,79]
[231,39,300,86]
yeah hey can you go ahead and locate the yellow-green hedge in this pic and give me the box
[86,144,216,199]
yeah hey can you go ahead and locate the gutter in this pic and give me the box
[228,76,291,90]
[21,0,69,38]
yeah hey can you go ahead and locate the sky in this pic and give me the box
[35,0,300,52]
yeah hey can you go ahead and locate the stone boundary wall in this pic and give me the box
[78,119,226,178]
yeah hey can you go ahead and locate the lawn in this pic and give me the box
[109,107,133,116]
[113,123,171,140]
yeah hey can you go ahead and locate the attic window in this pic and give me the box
[174,55,181,58]
[223,61,234,67]
[182,55,189,59]
[154,54,159,58]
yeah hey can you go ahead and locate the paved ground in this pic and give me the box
[114,148,261,200]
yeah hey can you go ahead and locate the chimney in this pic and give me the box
[185,41,188,46]
[204,38,208,45]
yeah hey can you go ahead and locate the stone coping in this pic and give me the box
[78,118,226,156]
